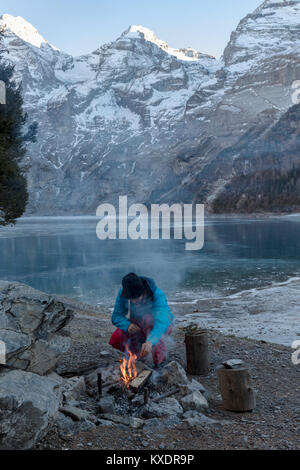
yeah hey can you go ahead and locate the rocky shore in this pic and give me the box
[0,281,299,450]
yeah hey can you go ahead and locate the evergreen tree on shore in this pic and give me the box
[0,27,37,225]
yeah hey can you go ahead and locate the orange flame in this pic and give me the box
[120,345,138,388]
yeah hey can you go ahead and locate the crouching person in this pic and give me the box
[109,273,174,369]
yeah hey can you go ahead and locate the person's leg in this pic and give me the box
[152,324,173,366]
[109,326,147,356]
[109,328,128,352]
[152,337,167,366]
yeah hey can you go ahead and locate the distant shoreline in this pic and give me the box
[18,211,300,220]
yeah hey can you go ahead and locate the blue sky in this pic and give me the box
[1,0,263,58]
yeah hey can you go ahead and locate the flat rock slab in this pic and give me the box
[183,410,230,428]
[59,405,94,422]
[222,359,245,369]
[142,397,183,418]
[99,413,144,429]
[143,416,181,431]
[0,369,62,449]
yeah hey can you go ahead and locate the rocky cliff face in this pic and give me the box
[0,0,299,214]
[201,103,300,213]
[172,0,300,205]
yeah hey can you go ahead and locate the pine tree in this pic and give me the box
[0,27,37,225]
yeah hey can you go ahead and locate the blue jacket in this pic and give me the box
[112,276,174,345]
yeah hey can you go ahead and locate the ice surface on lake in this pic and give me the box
[176,276,300,346]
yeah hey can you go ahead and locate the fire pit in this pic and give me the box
[56,350,212,437]
[59,359,213,434]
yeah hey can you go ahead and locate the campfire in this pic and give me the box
[120,345,138,388]
[95,360,212,432]
[119,345,152,392]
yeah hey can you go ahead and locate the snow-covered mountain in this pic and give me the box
[0,0,299,214]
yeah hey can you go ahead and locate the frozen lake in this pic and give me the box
[0,215,299,345]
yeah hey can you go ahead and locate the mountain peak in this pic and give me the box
[254,0,300,13]
[123,24,169,49]
[122,24,214,61]
[0,14,58,50]
[223,0,300,67]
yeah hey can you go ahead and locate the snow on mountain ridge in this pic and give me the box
[122,24,214,61]
[0,1,299,215]
[254,0,300,14]
[0,13,59,50]
[0,13,214,67]
[124,25,168,48]
[223,0,300,68]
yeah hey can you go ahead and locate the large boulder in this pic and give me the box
[0,281,73,374]
[0,369,62,449]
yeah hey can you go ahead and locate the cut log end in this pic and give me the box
[130,369,152,392]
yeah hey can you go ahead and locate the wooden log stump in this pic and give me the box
[185,330,210,375]
[217,364,256,412]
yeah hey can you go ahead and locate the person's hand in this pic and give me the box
[128,323,141,335]
[140,341,152,357]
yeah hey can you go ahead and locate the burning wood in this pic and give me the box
[119,345,152,391]
[120,345,138,388]
[129,369,152,392]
